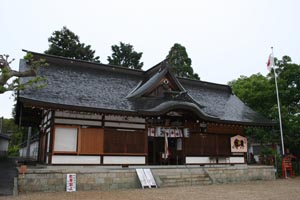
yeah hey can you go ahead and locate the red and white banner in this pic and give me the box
[164,132,169,159]
[267,54,274,71]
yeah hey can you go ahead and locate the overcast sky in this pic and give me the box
[1,0,300,118]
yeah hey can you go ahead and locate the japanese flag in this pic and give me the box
[267,54,274,70]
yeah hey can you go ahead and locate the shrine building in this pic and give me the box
[16,51,274,165]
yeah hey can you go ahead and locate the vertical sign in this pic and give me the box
[66,173,76,192]
[177,138,182,150]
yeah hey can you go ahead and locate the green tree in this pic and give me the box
[2,118,26,157]
[166,43,200,80]
[229,73,275,117]
[107,42,143,69]
[45,26,100,62]
[3,118,24,146]
[230,56,300,154]
[229,74,277,148]
[272,56,300,152]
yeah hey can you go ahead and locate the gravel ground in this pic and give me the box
[1,178,300,200]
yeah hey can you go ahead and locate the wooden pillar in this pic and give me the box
[26,127,32,159]
[153,137,156,164]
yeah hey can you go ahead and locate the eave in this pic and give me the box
[17,97,276,128]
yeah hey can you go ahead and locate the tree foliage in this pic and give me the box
[2,118,24,146]
[45,26,100,62]
[230,56,300,154]
[272,56,300,152]
[166,43,200,80]
[229,74,275,117]
[2,118,27,157]
[0,53,47,94]
[107,42,143,69]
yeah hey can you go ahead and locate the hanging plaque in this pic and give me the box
[230,135,247,153]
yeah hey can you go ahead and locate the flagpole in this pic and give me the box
[271,47,285,156]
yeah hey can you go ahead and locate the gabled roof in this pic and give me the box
[127,61,186,98]
[17,50,275,126]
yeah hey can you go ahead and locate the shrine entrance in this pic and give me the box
[148,136,184,165]
[146,109,199,165]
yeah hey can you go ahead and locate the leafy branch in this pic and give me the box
[0,53,48,94]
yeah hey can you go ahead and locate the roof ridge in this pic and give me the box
[178,77,232,93]
[22,49,145,73]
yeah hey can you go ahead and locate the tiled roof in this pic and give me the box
[18,51,274,126]
[181,80,272,124]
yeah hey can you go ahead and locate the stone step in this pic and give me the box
[161,177,210,183]
[162,182,191,187]
[161,180,212,187]
[159,174,207,179]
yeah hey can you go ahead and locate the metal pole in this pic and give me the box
[271,47,285,155]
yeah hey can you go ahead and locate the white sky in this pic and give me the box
[1,0,300,118]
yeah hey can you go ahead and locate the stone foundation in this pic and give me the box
[204,165,276,184]
[17,165,276,193]
[18,167,139,193]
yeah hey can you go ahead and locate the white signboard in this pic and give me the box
[148,127,184,137]
[143,169,157,188]
[136,169,149,189]
[136,169,157,189]
[66,173,76,192]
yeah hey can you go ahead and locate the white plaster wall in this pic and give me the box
[229,157,245,163]
[185,157,217,164]
[54,118,102,126]
[105,115,145,123]
[218,157,230,164]
[105,122,145,129]
[0,139,9,151]
[186,156,244,164]
[30,141,39,160]
[19,141,39,160]
[52,155,101,164]
[103,156,145,164]
[55,111,103,120]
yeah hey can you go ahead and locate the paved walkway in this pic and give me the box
[0,158,17,196]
